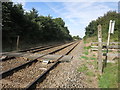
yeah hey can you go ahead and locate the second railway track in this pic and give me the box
[1,42,69,61]
[1,41,80,89]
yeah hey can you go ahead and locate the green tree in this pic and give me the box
[84,11,119,42]
[2,2,73,51]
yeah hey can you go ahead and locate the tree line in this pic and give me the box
[72,35,82,40]
[84,11,120,42]
[2,2,73,51]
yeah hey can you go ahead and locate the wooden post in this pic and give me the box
[0,2,2,56]
[98,25,103,74]
[16,36,20,51]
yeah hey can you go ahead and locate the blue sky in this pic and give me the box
[13,1,118,38]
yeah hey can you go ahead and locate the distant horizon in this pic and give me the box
[12,1,118,38]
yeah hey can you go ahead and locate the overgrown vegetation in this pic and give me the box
[82,42,118,88]
[2,2,73,51]
[84,46,91,50]
[83,11,119,87]
[84,11,119,42]
[99,62,118,88]
[77,64,88,72]
[79,46,97,73]
[90,57,96,60]
[83,50,89,55]
[86,71,95,77]
[80,56,89,60]
[77,64,95,77]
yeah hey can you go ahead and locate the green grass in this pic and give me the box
[84,41,87,44]
[99,63,118,88]
[108,50,113,52]
[102,50,113,53]
[90,57,97,60]
[77,65,88,72]
[77,64,95,77]
[83,50,89,55]
[82,46,91,56]
[84,46,91,50]
[86,71,95,76]
[93,60,98,69]
[93,54,96,57]
[87,61,92,65]
[117,51,120,53]
[118,60,120,84]
[80,56,89,60]
[102,50,107,53]
[87,78,93,83]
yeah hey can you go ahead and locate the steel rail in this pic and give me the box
[1,42,74,62]
[18,46,47,52]
[0,56,15,62]
[0,41,76,79]
[1,45,56,62]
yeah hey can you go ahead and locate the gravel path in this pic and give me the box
[36,41,90,88]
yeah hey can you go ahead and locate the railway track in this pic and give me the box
[1,41,75,74]
[0,43,66,61]
[26,42,79,89]
[1,41,79,89]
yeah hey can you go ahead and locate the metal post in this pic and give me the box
[16,36,19,51]
[98,25,103,74]
[107,20,112,46]
[105,20,115,68]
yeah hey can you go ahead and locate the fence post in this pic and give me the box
[0,2,1,30]
[16,35,20,51]
[98,24,103,74]
[0,2,2,55]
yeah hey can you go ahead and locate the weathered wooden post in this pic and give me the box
[0,2,2,55]
[98,24,103,74]
[16,35,20,51]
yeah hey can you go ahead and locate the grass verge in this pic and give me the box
[84,46,91,50]
[86,71,95,76]
[98,62,118,88]
[83,50,89,55]
[80,56,89,60]
[77,65,88,72]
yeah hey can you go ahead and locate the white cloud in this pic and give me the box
[11,1,118,37]
[62,2,112,22]
[45,2,116,37]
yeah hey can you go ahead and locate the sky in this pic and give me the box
[12,0,118,38]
